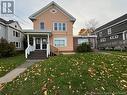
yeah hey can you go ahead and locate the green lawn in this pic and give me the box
[0,54,26,77]
[106,51,127,56]
[2,53,127,95]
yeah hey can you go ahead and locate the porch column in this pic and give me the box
[47,33,50,57]
[40,38,42,50]
[123,31,126,40]
[27,34,30,47]
[33,37,36,50]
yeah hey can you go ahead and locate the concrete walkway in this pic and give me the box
[0,60,42,83]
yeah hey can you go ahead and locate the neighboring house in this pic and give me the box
[23,1,76,59]
[96,14,127,50]
[73,35,97,51]
[0,18,24,50]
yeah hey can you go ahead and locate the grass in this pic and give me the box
[2,53,127,95]
[106,51,127,56]
[0,54,26,77]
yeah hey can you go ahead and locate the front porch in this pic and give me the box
[24,30,51,59]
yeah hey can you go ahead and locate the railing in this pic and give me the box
[25,45,35,58]
[50,45,60,55]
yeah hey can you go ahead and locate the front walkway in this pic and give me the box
[0,60,42,83]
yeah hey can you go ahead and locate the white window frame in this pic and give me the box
[99,32,102,37]
[53,22,67,31]
[100,38,106,42]
[78,38,89,45]
[13,31,16,36]
[108,28,111,35]
[54,37,67,47]
[110,35,119,39]
[40,22,45,30]
[15,42,21,48]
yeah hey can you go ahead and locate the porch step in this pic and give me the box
[28,50,47,60]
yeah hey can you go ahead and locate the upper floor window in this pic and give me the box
[13,31,16,36]
[108,28,111,35]
[40,22,45,30]
[99,32,102,37]
[16,32,20,37]
[53,22,66,31]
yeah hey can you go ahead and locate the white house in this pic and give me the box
[0,18,24,50]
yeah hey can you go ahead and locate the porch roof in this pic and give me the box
[23,29,51,35]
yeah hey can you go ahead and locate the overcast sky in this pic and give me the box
[1,0,127,35]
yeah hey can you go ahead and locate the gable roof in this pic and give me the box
[0,18,15,24]
[29,1,76,22]
[96,14,127,32]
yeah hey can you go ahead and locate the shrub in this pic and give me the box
[0,38,16,58]
[77,43,92,52]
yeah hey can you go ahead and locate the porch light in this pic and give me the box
[43,39,47,42]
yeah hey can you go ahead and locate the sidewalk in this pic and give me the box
[0,60,42,83]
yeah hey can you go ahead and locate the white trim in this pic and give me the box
[29,1,76,22]
[53,22,67,31]
[96,18,127,33]
[123,31,126,40]
[73,35,97,38]
[107,28,111,35]
[27,34,30,47]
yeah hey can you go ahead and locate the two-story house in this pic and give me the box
[24,1,76,59]
[96,14,127,50]
[0,18,24,50]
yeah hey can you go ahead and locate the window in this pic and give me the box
[16,32,20,37]
[15,25,17,28]
[100,38,106,42]
[15,42,21,48]
[40,22,45,30]
[63,23,66,31]
[13,31,16,36]
[16,42,18,48]
[54,37,67,47]
[78,39,89,44]
[53,22,66,31]
[99,32,102,37]
[108,28,111,35]
[59,23,61,30]
[110,35,119,39]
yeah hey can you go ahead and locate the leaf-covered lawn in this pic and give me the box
[0,54,26,77]
[2,53,127,95]
[106,51,127,56]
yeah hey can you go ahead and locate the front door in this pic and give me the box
[42,38,47,50]
[36,38,41,49]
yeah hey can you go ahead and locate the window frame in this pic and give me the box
[40,22,45,30]
[78,38,89,45]
[53,22,67,31]
[54,37,67,47]
[108,28,111,35]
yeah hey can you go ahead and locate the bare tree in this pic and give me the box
[85,19,98,33]
[78,19,98,36]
